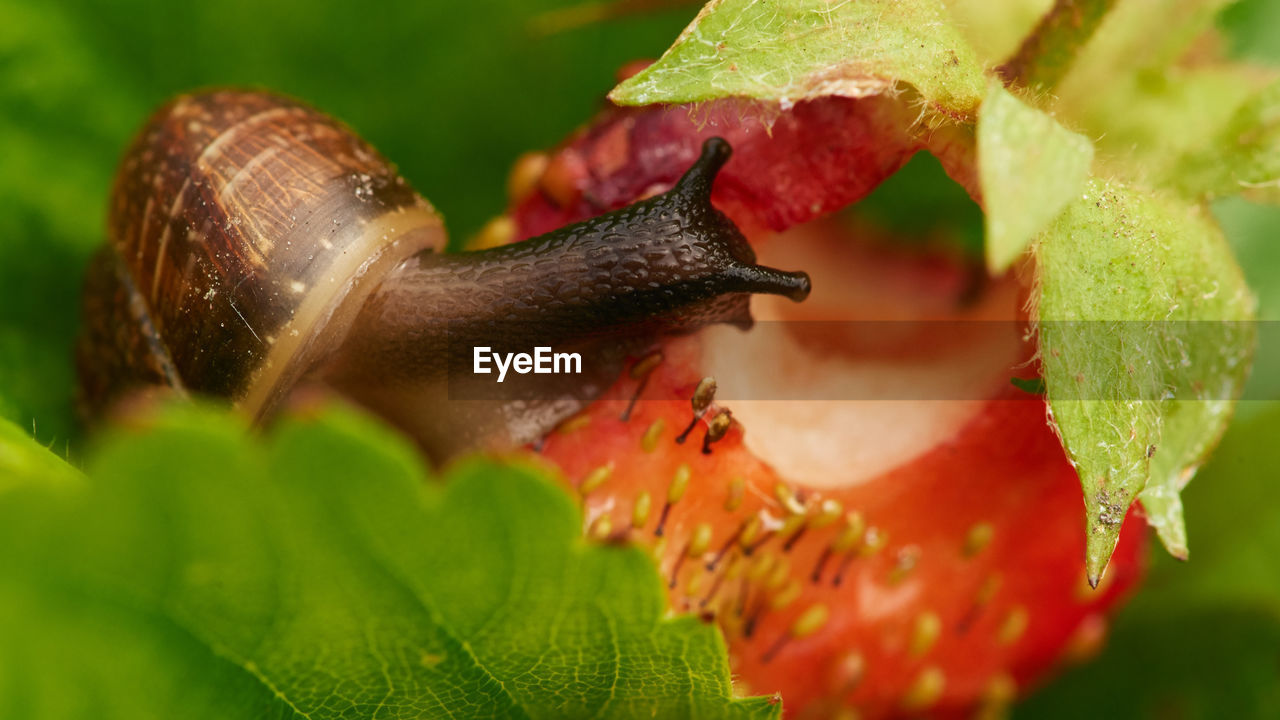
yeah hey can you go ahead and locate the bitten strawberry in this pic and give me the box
[539,335,1144,717]
[507,93,1146,718]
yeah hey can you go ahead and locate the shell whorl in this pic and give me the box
[86,90,445,418]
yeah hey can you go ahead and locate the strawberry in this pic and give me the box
[506,93,1146,718]
[508,94,920,239]
[538,342,1144,718]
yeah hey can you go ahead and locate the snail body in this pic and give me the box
[78,90,810,460]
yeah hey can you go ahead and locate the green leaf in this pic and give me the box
[1033,177,1255,580]
[1171,78,1280,200]
[1216,196,1280,321]
[1056,0,1236,102]
[1135,398,1229,559]
[977,84,1094,273]
[1145,404,1280,610]
[1015,605,1280,719]
[1010,376,1047,395]
[1055,63,1269,197]
[1222,0,1280,65]
[0,405,779,719]
[1016,405,1280,719]
[943,0,1062,69]
[609,0,986,115]
[0,415,82,494]
[849,150,986,256]
[1047,0,1279,202]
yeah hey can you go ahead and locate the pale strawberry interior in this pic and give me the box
[699,216,1030,488]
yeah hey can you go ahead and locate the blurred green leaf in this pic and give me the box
[1060,63,1270,199]
[1033,178,1255,577]
[942,0,1054,68]
[976,83,1093,273]
[850,150,986,256]
[1216,198,1280,324]
[1049,0,1280,203]
[1145,404,1280,609]
[1214,198,1280,422]
[1018,405,1280,719]
[610,0,986,114]
[0,404,779,719]
[1171,78,1280,200]
[1056,0,1236,101]
[1220,0,1280,64]
[1017,605,1280,719]
[1135,396,1229,560]
[0,413,82,494]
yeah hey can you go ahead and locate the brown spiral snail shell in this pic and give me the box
[77,90,811,460]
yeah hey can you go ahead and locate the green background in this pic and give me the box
[2,0,1280,716]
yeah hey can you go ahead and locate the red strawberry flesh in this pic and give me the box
[513,96,921,238]
[510,94,1146,718]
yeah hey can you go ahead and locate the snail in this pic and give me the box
[77,90,811,461]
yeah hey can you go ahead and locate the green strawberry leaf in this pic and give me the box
[1223,0,1280,65]
[1171,77,1280,201]
[1032,177,1255,581]
[1144,404,1280,611]
[609,0,986,116]
[0,413,82,493]
[943,0,1075,68]
[1016,405,1280,719]
[1048,0,1280,202]
[1056,0,1237,101]
[1016,605,1280,718]
[976,83,1094,273]
[1056,63,1270,199]
[0,404,779,719]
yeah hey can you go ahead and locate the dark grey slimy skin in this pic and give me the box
[323,137,812,462]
